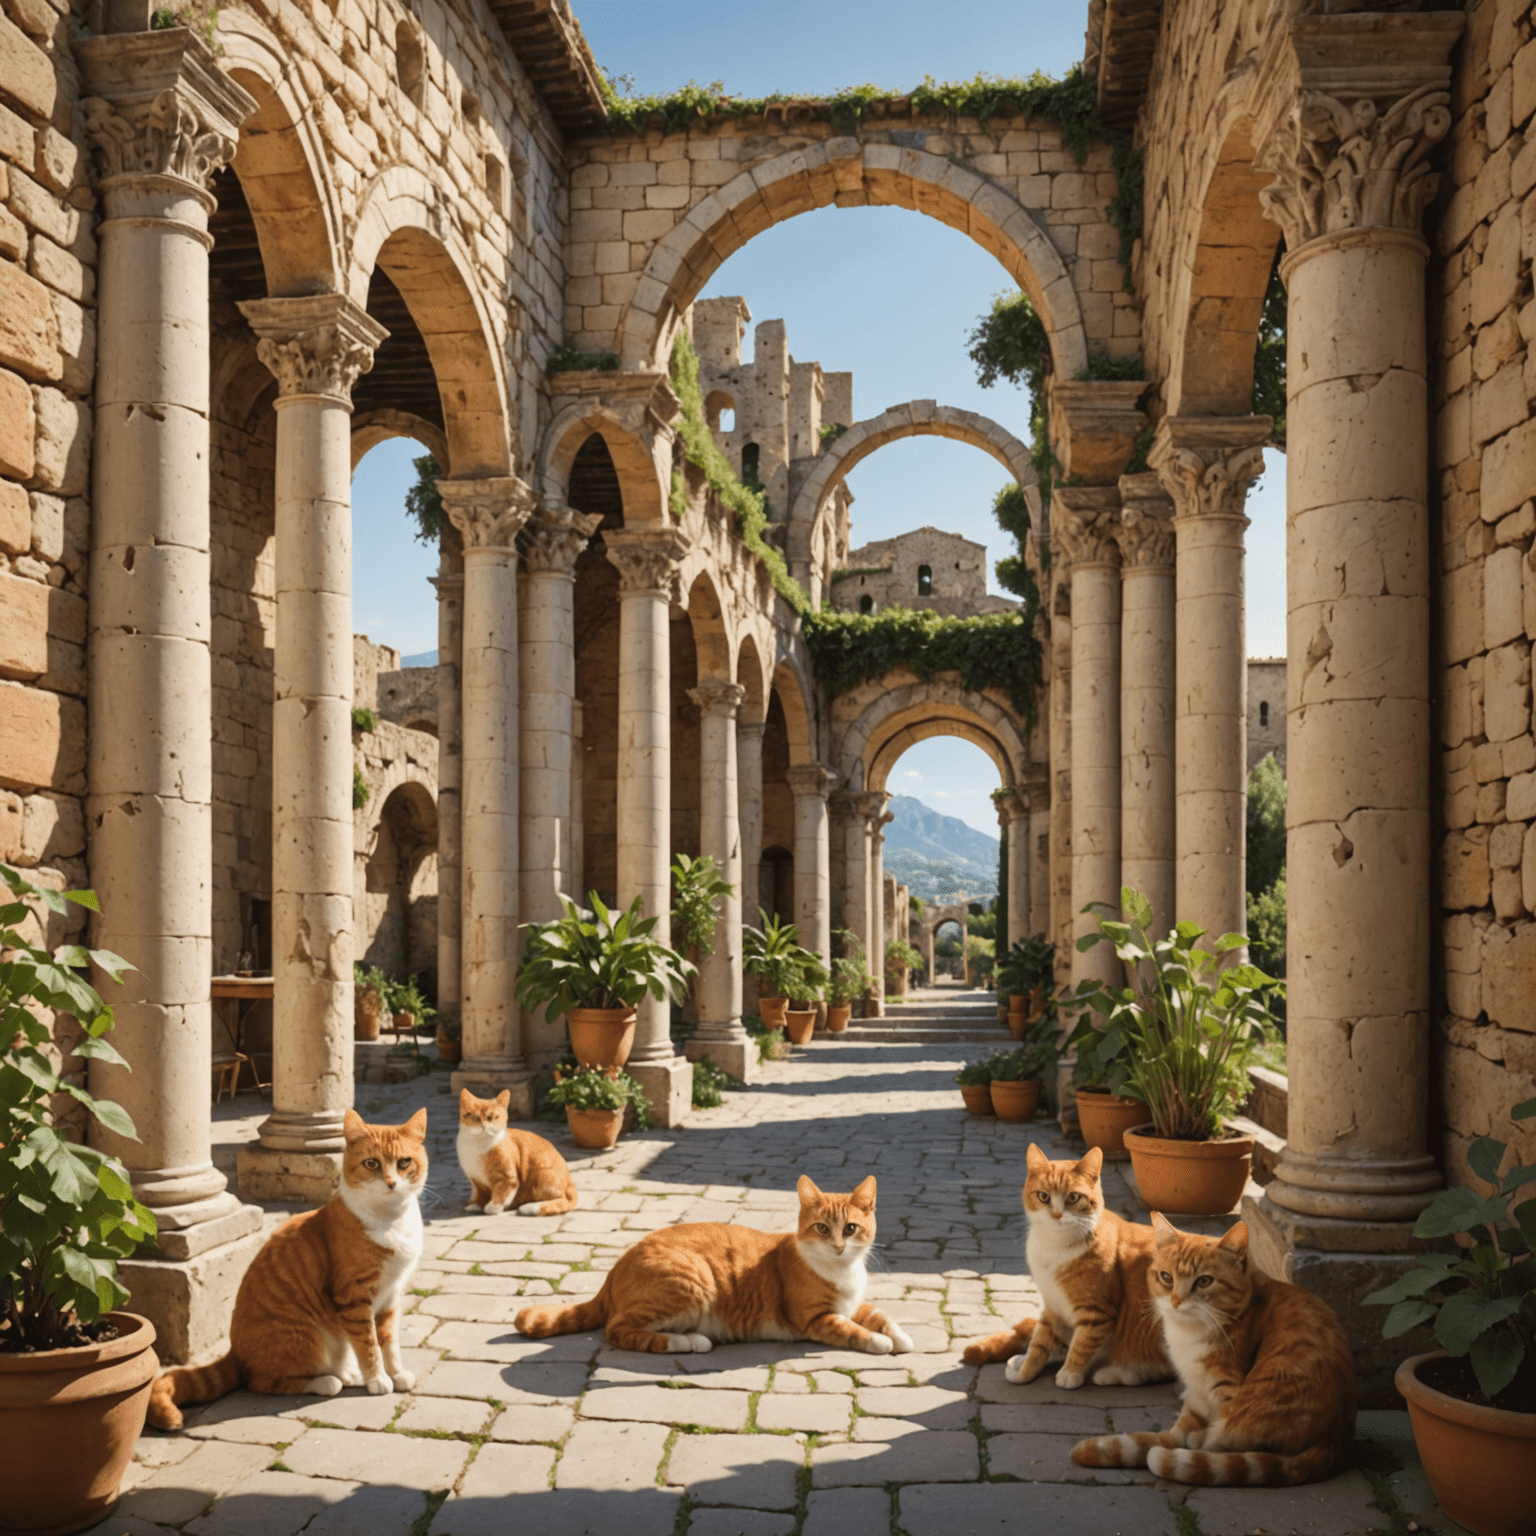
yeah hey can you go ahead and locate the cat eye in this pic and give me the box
[813,1222,829,1235]
[362,1158,379,1169]
[1066,1193,1079,1203]
[1194,1275,1213,1289]
[1158,1271,1172,1284]
[396,1159,413,1172]
[1036,1191,1051,1202]
[843,1223,859,1236]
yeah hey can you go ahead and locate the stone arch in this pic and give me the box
[685,569,732,680]
[350,410,448,471]
[736,633,769,725]
[535,409,669,524]
[359,776,439,976]
[1164,111,1281,419]
[350,166,511,478]
[771,660,815,766]
[621,142,1089,377]
[790,401,1040,527]
[218,11,343,295]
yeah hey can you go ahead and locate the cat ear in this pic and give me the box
[459,1088,473,1109]
[1025,1143,1048,1171]
[1076,1146,1104,1180]
[797,1175,821,1203]
[849,1176,877,1210]
[1217,1221,1249,1258]
[343,1107,369,1142]
[495,1090,511,1109]
[1150,1211,1179,1246]
[402,1108,428,1142]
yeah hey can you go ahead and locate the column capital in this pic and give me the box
[991,786,1019,829]
[605,526,688,600]
[688,680,747,719]
[1050,486,1123,570]
[439,476,536,550]
[548,368,681,439]
[522,505,603,576]
[239,293,389,406]
[429,572,464,600]
[1251,11,1464,252]
[1149,417,1269,529]
[78,29,256,201]
[1116,471,1176,569]
[786,764,838,801]
[851,789,891,825]
[1048,378,1149,486]
[1016,767,1051,814]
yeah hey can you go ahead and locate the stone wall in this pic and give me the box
[829,526,1019,618]
[1246,657,1284,774]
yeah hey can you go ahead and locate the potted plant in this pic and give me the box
[997,934,1054,1038]
[743,910,804,1030]
[987,1014,1058,1122]
[826,929,870,1032]
[1062,1007,1149,1157]
[546,1064,653,1150]
[955,1056,996,1116]
[517,893,695,1070]
[783,952,829,1046]
[1072,888,1283,1215]
[885,936,921,998]
[0,864,162,1534]
[391,971,434,1037]
[744,1016,789,1062]
[435,1012,462,1064]
[671,853,734,960]
[353,961,387,1041]
[1364,1095,1536,1536]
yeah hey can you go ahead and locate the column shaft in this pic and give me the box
[433,560,463,1017]
[1008,812,1030,949]
[788,765,836,968]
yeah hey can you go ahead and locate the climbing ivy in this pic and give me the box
[547,343,619,374]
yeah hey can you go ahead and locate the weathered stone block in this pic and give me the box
[30,386,88,494]
[0,680,82,792]
[1482,416,1536,522]
[0,477,25,553]
[0,365,32,477]
[1484,640,1531,741]
[1484,923,1536,1033]
[0,13,54,121]
[1444,826,1491,909]
[0,568,47,677]
[1442,559,1485,661]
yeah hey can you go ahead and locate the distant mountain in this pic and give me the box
[882,795,999,902]
[401,650,439,668]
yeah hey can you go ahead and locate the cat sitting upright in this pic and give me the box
[514,1175,912,1355]
[1071,1213,1356,1486]
[148,1108,428,1430]
[963,1144,1171,1388]
[456,1088,579,1216]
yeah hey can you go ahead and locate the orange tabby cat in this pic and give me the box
[147,1109,428,1431]
[963,1144,1170,1387]
[1071,1214,1356,1485]
[456,1088,579,1215]
[515,1175,912,1355]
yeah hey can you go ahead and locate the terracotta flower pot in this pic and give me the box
[354,986,383,1041]
[392,1011,414,1033]
[1396,1351,1536,1536]
[960,1083,995,1116]
[566,1105,625,1149]
[1075,1089,1152,1156]
[785,1008,817,1045]
[1008,1010,1025,1040]
[436,1034,461,1064]
[566,1006,637,1070]
[1124,1124,1254,1215]
[758,997,789,1029]
[826,1004,852,1032]
[0,1311,159,1536]
[990,1079,1041,1122]
[1009,992,1026,1019]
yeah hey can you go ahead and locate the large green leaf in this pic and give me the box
[1381,1299,1437,1338]
[1469,1331,1524,1400]
[1467,1137,1507,1184]
[1434,1291,1523,1355]
[1363,1264,1456,1306]
[1414,1186,1509,1238]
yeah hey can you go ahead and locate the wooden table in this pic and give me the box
[212,974,273,1097]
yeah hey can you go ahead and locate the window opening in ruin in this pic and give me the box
[397,24,425,108]
[719,408,735,431]
[704,391,736,433]
[860,594,874,614]
[918,564,932,596]
[741,442,761,489]
[1260,700,1269,727]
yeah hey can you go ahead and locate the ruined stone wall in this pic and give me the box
[1246,658,1285,774]
[830,526,1019,618]
[1431,0,1536,1178]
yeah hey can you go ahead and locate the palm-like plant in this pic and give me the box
[743,909,809,999]
[515,893,694,1021]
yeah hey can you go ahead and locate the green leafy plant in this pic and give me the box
[885,937,923,974]
[1253,256,1287,447]
[785,950,829,1006]
[436,1013,462,1043]
[1364,1097,1536,1405]
[743,910,814,999]
[955,1056,996,1087]
[0,865,157,1352]
[671,853,734,956]
[546,1063,652,1130]
[352,766,371,810]
[997,934,1055,999]
[827,930,872,1006]
[547,343,619,374]
[515,893,695,1022]
[742,1016,787,1062]
[350,706,378,735]
[818,422,848,444]
[405,454,444,546]
[691,1057,738,1109]
[1067,888,1284,1140]
[353,962,391,1004]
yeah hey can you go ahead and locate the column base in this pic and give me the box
[143,1193,261,1261]
[236,1145,342,1205]
[1242,1190,1439,1408]
[628,1057,692,1128]
[450,1067,535,1118]
[685,1034,759,1085]
[120,1219,270,1366]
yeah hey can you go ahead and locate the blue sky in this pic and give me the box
[349,0,1289,833]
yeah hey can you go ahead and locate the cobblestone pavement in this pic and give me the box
[100,994,1470,1536]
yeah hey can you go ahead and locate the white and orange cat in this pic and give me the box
[963,1144,1170,1388]
[1072,1214,1356,1486]
[515,1175,912,1355]
[147,1109,427,1430]
[456,1088,579,1216]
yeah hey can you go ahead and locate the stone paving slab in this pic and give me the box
[801,1487,893,1535]
[986,1429,1146,1485]
[900,1481,1176,1534]
[430,1488,682,1536]
[664,1431,805,1508]
[686,1509,797,1536]
[813,1427,981,1485]
[281,1428,470,1490]
[1186,1471,1397,1535]
[181,1469,358,1536]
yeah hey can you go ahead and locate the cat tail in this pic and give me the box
[961,1316,1037,1365]
[146,1351,242,1432]
[514,1291,609,1338]
[1070,1431,1169,1468]
[524,1190,578,1216]
[1146,1441,1338,1487]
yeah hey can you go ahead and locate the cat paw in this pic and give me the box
[484,1202,506,1215]
[305,1375,344,1397]
[1092,1365,1128,1386]
[1182,1429,1206,1449]
[339,1368,365,1388]
[885,1324,914,1354]
[365,1375,393,1396]
[662,1333,713,1353]
[515,1204,545,1217]
[1054,1368,1086,1389]
[390,1370,416,1392]
[1004,1355,1029,1383]
[465,1203,484,1213]
[863,1332,895,1355]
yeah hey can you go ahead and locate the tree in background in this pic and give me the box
[1245,753,1287,979]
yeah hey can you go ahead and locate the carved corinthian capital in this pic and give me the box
[439,477,536,550]
[239,294,389,405]
[1116,472,1176,568]
[1050,487,1122,570]
[1251,12,1465,249]
[77,30,256,195]
[1149,418,1269,529]
[522,506,603,576]
[688,681,747,719]
[604,527,688,601]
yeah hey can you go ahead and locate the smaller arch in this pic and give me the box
[735,632,769,726]
[350,409,448,471]
[704,390,736,431]
[859,594,874,615]
[741,442,762,487]
[535,409,668,524]
[771,661,815,766]
[685,570,732,681]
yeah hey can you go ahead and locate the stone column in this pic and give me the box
[1116,473,1177,939]
[1021,768,1052,939]
[1246,13,1461,1264]
[1151,421,1266,948]
[235,293,387,1203]
[519,506,601,1070]
[570,700,585,901]
[439,477,535,1110]
[684,680,756,1082]
[432,555,463,1019]
[850,790,887,971]
[1007,799,1030,952]
[922,921,936,982]
[738,719,766,916]
[606,526,692,1127]
[1053,489,1123,989]
[871,815,892,1004]
[788,765,837,970]
[1048,579,1074,989]
[78,28,263,1361]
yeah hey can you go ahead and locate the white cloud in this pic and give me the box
[903,770,922,780]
